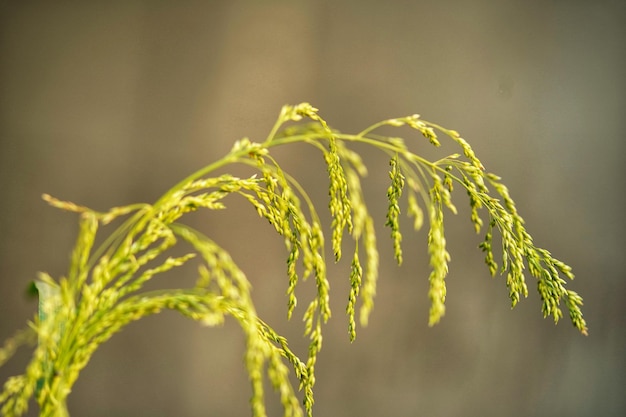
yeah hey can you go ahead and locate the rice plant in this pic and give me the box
[0,103,587,417]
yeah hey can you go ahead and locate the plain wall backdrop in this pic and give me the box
[1,1,624,416]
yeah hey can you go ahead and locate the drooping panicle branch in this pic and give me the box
[1,103,587,417]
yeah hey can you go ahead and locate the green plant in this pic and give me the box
[0,103,587,417]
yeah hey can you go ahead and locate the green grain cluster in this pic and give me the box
[0,103,587,417]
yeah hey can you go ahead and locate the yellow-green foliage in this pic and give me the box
[0,103,587,417]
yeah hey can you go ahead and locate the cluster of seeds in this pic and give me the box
[0,103,587,417]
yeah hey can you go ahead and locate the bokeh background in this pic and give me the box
[1,1,624,416]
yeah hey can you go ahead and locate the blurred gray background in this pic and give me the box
[1,1,624,416]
